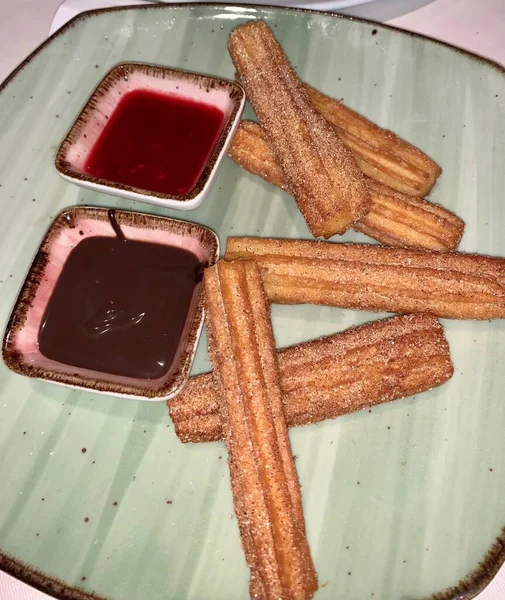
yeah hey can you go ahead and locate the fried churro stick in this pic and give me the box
[224,237,505,320]
[305,85,442,197]
[229,121,464,251]
[204,260,317,600]
[358,179,463,250]
[169,314,453,444]
[228,21,370,238]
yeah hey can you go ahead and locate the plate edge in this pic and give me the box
[1,1,504,96]
[1,4,505,600]
[0,550,109,600]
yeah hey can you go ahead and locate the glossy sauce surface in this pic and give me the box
[39,224,204,379]
[84,89,225,195]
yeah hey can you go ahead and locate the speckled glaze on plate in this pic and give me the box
[0,5,504,600]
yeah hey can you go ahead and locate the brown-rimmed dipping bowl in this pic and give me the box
[54,63,245,210]
[2,207,219,400]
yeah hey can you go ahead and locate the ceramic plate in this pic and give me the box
[1,5,504,600]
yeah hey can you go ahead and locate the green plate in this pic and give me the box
[1,5,505,599]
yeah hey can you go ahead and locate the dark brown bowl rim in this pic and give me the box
[2,206,219,399]
[54,62,245,202]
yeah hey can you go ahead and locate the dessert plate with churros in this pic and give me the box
[0,4,505,600]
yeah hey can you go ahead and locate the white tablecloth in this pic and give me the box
[0,0,504,597]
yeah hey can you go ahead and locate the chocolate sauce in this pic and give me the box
[107,209,126,241]
[39,216,203,379]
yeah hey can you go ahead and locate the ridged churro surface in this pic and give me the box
[224,237,505,320]
[204,260,317,600]
[169,314,453,444]
[229,121,463,251]
[359,179,463,251]
[228,21,370,238]
[305,84,442,197]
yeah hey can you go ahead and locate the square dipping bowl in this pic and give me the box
[2,207,219,400]
[54,63,245,210]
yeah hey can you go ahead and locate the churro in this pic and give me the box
[204,260,317,600]
[229,121,464,251]
[228,21,370,238]
[305,84,442,197]
[358,179,463,250]
[169,314,453,444]
[225,237,505,320]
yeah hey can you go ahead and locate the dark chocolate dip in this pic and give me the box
[39,212,203,379]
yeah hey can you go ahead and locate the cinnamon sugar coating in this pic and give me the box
[225,237,505,320]
[229,21,370,238]
[305,85,442,197]
[229,121,463,251]
[169,313,453,444]
[204,260,317,600]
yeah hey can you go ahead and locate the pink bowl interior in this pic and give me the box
[3,207,219,399]
[55,63,244,203]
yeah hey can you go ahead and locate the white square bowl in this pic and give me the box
[54,63,245,210]
[2,207,219,400]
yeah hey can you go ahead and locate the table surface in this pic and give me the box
[0,0,504,598]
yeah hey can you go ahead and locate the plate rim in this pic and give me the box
[0,4,504,600]
[1,1,504,95]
